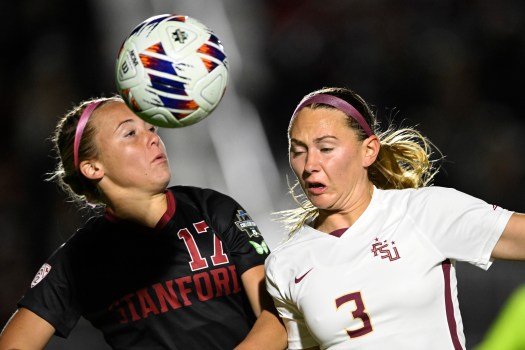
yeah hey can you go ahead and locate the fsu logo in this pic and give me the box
[31,263,52,288]
[234,210,261,238]
[371,238,401,262]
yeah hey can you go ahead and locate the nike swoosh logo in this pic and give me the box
[294,268,313,284]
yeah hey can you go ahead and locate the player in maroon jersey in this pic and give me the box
[0,96,287,349]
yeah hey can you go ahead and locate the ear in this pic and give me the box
[79,160,104,180]
[362,135,380,167]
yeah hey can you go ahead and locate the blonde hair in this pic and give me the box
[275,87,442,236]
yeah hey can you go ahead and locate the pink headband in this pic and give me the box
[73,100,104,171]
[292,93,374,137]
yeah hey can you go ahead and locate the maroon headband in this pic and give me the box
[292,93,373,137]
[73,100,104,171]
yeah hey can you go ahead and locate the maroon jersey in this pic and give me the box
[19,186,270,349]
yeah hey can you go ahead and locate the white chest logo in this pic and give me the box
[31,263,52,288]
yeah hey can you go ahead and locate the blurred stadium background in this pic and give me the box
[1,0,524,348]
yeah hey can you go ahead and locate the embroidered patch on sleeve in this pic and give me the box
[234,210,261,238]
[31,263,52,288]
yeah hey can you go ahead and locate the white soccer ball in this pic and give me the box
[115,14,229,128]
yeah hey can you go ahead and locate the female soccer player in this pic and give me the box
[264,87,525,349]
[0,96,287,349]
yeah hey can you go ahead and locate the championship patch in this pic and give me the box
[234,210,261,238]
[31,263,52,288]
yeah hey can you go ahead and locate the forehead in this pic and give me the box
[289,107,350,138]
[91,101,137,128]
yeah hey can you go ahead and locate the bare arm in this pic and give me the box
[492,213,525,260]
[0,308,55,350]
[234,265,288,350]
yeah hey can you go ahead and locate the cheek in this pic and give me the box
[289,157,303,177]
[101,144,140,171]
[332,151,359,176]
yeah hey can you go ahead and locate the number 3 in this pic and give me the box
[335,292,373,338]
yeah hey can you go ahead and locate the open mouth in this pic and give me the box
[308,182,324,188]
[307,182,326,194]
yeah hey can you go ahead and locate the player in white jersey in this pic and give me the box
[265,87,525,350]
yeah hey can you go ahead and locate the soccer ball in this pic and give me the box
[115,14,229,128]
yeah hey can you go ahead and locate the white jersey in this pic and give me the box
[265,186,513,350]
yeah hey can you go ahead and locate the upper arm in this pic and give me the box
[240,264,269,317]
[235,265,287,350]
[240,264,285,321]
[0,308,55,349]
[492,213,525,260]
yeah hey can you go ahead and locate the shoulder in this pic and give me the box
[405,186,485,210]
[266,227,317,266]
[378,186,468,208]
[366,187,477,231]
[168,185,245,232]
[265,227,324,288]
[381,186,504,235]
[169,185,237,210]
[378,185,454,199]
[62,215,111,251]
[33,215,108,275]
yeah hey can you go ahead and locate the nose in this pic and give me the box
[303,151,320,174]
[147,130,161,147]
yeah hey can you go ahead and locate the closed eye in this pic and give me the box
[290,147,306,158]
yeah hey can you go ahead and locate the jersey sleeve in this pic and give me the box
[17,240,82,338]
[198,188,271,275]
[408,187,513,269]
[265,252,319,349]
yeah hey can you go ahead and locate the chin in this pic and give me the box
[160,177,171,189]
[151,174,171,192]
[308,197,329,210]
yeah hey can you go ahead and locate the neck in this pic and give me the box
[106,191,168,228]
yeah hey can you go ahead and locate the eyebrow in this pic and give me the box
[290,135,338,147]
[114,119,135,133]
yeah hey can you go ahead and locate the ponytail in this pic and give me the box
[275,87,442,237]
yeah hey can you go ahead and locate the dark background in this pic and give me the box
[1,0,524,348]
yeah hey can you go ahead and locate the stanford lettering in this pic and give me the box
[18,186,270,348]
[109,265,241,323]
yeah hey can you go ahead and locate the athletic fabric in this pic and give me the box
[20,186,270,349]
[265,186,513,350]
